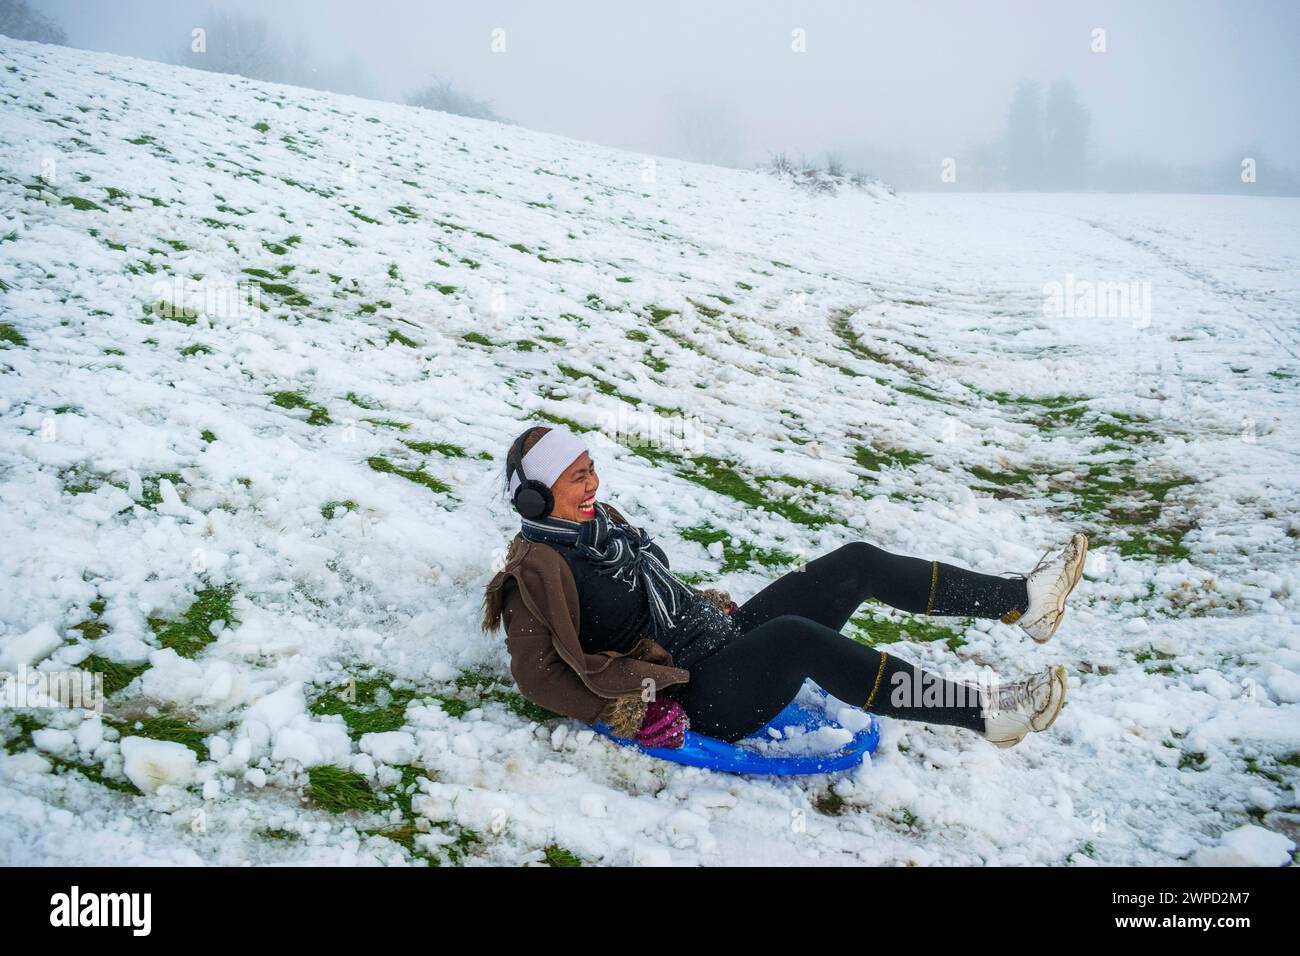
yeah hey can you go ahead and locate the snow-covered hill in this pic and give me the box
[2,35,1298,866]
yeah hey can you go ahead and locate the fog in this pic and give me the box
[18,0,1300,192]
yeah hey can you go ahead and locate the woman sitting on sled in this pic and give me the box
[481,425,1086,750]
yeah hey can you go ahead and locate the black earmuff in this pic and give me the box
[510,434,554,520]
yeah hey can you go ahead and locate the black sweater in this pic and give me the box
[549,540,738,670]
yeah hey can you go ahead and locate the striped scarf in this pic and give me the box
[520,502,694,642]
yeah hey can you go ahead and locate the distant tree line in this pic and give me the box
[172,11,510,123]
[2,3,509,124]
[0,0,66,44]
[829,77,1300,195]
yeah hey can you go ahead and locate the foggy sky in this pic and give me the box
[26,0,1300,175]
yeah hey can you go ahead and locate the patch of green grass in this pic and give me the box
[179,343,212,356]
[535,410,597,434]
[70,616,109,640]
[252,121,270,133]
[107,713,209,760]
[269,390,331,426]
[367,456,450,494]
[448,670,559,723]
[893,807,920,828]
[848,608,970,652]
[968,463,1036,488]
[59,467,183,508]
[682,455,830,527]
[1072,464,1195,560]
[1178,751,1207,771]
[200,429,216,443]
[853,443,927,472]
[344,391,379,410]
[813,789,846,816]
[642,351,668,373]
[1092,412,1161,447]
[49,754,137,793]
[310,676,416,736]
[255,281,310,308]
[461,331,496,346]
[308,765,385,814]
[79,655,149,695]
[830,313,906,368]
[0,323,27,347]
[557,364,642,406]
[1,713,41,754]
[387,329,418,348]
[61,194,104,212]
[148,585,238,659]
[981,391,1094,430]
[687,298,722,319]
[363,418,410,430]
[346,205,380,225]
[439,826,483,864]
[145,299,198,325]
[679,524,801,573]
[401,440,465,458]
[379,764,427,818]
[138,472,184,509]
[544,844,582,866]
[616,435,683,466]
[321,499,357,519]
[895,383,945,402]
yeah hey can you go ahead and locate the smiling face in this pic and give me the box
[549,451,599,522]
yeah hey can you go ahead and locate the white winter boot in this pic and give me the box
[981,665,1068,749]
[1011,533,1088,643]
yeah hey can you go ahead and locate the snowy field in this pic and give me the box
[1,36,1298,866]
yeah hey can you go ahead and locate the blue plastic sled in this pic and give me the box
[592,686,880,776]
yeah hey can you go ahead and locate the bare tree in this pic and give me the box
[0,0,66,44]
[406,75,508,123]
[1043,80,1091,190]
[767,151,795,175]
[173,11,287,83]
[663,92,744,167]
[1004,79,1044,190]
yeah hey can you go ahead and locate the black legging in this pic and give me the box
[667,542,1029,742]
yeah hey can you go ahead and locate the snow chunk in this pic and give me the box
[71,484,134,522]
[119,737,198,793]
[1193,824,1295,867]
[359,731,416,766]
[270,715,352,769]
[32,728,76,757]
[0,623,63,671]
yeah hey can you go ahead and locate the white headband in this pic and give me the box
[509,427,589,498]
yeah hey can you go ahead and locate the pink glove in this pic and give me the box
[636,697,688,749]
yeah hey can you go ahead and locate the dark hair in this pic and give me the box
[484,425,552,634]
[502,425,551,501]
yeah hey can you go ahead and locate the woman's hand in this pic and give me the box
[636,697,689,749]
